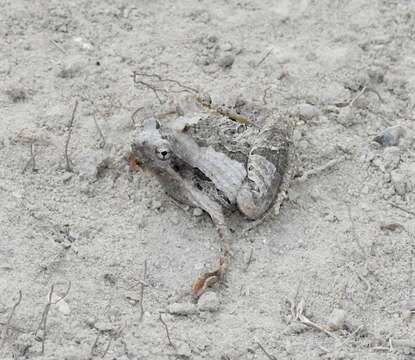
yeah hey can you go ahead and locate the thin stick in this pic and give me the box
[30,143,36,172]
[390,203,415,217]
[297,156,346,183]
[390,339,415,349]
[335,325,363,350]
[298,313,339,339]
[22,143,37,174]
[35,282,71,354]
[131,107,144,127]
[366,87,384,104]
[256,342,277,360]
[64,100,79,172]
[159,313,175,348]
[93,114,106,148]
[101,336,113,358]
[0,290,22,350]
[263,86,271,105]
[133,79,164,104]
[346,206,367,258]
[90,332,101,358]
[139,260,147,322]
[49,39,67,54]
[349,86,367,108]
[244,247,254,272]
[356,271,372,302]
[256,48,273,68]
[132,71,197,93]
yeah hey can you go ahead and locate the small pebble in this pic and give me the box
[94,321,113,332]
[197,291,219,312]
[382,147,401,170]
[374,125,406,146]
[391,170,407,196]
[72,36,93,51]
[192,208,203,217]
[402,309,412,320]
[296,103,320,120]
[56,299,71,315]
[58,55,88,79]
[337,107,355,126]
[222,42,233,51]
[62,173,73,183]
[327,308,346,330]
[78,154,99,181]
[218,54,235,68]
[283,322,308,335]
[176,341,192,357]
[167,302,198,315]
[150,200,162,211]
[85,317,96,328]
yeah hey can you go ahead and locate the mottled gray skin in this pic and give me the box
[132,98,292,229]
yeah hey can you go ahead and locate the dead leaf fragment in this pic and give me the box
[380,223,403,232]
[191,257,227,299]
[127,153,140,171]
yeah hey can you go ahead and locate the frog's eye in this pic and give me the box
[155,145,171,160]
[155,120,161,129]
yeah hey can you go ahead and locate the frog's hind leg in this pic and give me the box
[237,120,291,220]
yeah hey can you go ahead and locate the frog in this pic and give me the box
[131,95,294,236]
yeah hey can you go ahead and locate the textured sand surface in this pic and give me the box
[1,1,415,359]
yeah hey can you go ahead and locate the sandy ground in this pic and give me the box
[1,0,415,359]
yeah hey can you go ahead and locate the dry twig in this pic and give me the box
[263,86,272,105]
[297,156,346,183]
[159,313,175,348]
[349,86,367,107]
[346,206,367,259]
[93,114,106,148]
[64,100,79,172]
[35,282,71,354]
[90,332,101,358]
[49,39,67,54]
[139,260,147,322]
[132,71,197,93]
[0,290,22,350]
[290,299,339,340]
[244,247,254,272]
[390,203,415,217]
[256,48,273,68]
[22,143,37,174]
[132,71,197,104]
[131,106,144,127]
[256,342,277,360]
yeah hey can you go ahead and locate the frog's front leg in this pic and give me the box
[236,122,291,220]
[177,177,232,256]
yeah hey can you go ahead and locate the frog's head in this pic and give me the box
[132,117,173,168]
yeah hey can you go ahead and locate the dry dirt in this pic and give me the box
[1,1,415,359]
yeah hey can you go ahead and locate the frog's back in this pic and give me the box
[183,114,259,164]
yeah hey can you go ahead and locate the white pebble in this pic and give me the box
[167,302,197,315]
[391,170,407,196]
[374,125,406,146]
[296,103,320,121]
[197,291,219,312]
[327,308,346,330]
[192,208,203,217]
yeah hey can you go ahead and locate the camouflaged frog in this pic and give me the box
[131,95,293,233]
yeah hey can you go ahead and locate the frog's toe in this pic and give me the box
[236,184,267,220]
